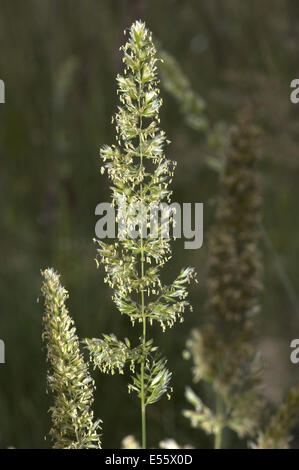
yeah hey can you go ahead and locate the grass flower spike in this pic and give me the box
[85,21,195,448]
[41,268,102,449]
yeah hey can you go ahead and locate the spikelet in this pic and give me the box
[41,268,102,449]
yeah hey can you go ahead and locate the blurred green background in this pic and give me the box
[1,0,299,448]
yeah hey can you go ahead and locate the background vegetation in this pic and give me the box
[1,0,299,448]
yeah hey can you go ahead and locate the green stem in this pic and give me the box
[140,228,146,448]
[140,254,146,448]
[214,426,222,450]
[214,393,223,449]
[139,90,147,448]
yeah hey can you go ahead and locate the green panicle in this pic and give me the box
[41,268,102,449]
[86,21,195,448]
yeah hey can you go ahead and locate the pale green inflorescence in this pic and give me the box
[84,21,195,446]
[41,268,102,449]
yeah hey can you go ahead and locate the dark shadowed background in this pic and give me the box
[1,0,299,448]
